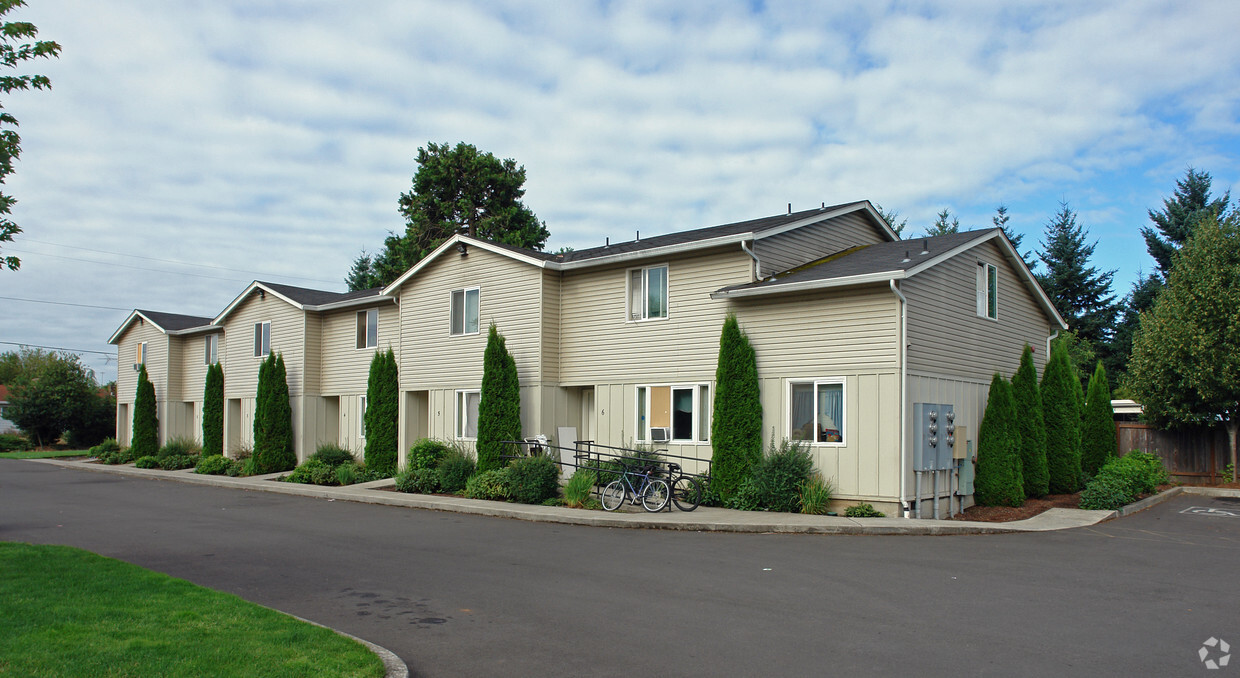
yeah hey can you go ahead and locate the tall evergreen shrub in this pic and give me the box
[201,362,224,457]
[1011,346,1049,497]
[710,314,763,500]
[131,364,159,458]
[1042,343,1082,493]
[364,348,399,475]
[974,373,1024,507]
[253,353,272,455]
[253,352,296,474]
[1080,361,1117,476]
[476,323,521,474]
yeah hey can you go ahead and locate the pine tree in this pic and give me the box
[201,362,224,457]
[974,374,1024,507]
[1041,343,1082,493]
[364,348,399,475]
[253,352,295,473]
[1080,361,1117,476]
[874,203,907,236]
[924,208,960,236]
[476,323,521,473]
[1011,346,1049,497]
[710,314,763,500]
[345,250,383,292]
[995,205,1035,270]
[1143,168,1231,279]
[1036,201,1118,347]
[131,364,159,458]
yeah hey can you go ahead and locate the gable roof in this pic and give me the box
[712,228,1067,329]
[108,309,216,345]
[213,281,390,325]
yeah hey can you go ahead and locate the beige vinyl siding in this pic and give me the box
[559,248,750,385]
[540,268,561,384]
[754,212,889,275]
[115,323,169,405]
[303,314,323,396]
[172,333,216,403]
[902,239,1052,381]
[395,247,546,391]
[318,304,399,394]
[221,292,307,398]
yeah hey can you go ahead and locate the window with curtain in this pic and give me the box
[628,265,668,320]
[789,380,845,444]
[456,389,481,439]
[636,383,709,442]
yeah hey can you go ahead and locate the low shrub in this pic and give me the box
[1079,451,1170,510]
[464,468,512,501]
[89,438,121,457]
[506,455,559,505]
[1221,462,1237,484]
[727,438,814,513]
[844,503,886,518]
[798,473,834,515]
[285,458,337,486]
[195,454,238,476]
[159,454,198,471]
[158,436,201,459]
[134,456,160,469]
[408,438,451,471]
[334,463,358,486]
[355,466,390,483]
[311,443,356,468]
[563,469,596,509]
[394,467,439,494]
[436,447,476,493]
[0,433,32,452]
[98,447,137,465]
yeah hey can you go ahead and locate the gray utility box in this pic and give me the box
[913,403,956,471]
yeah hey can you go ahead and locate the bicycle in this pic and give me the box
[600,463,669,512]
[665,462,703,512]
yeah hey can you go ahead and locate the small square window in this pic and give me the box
[450,288,480,336]
[356,309,378,349]
[254,322,271,357]
[628,265,668,321]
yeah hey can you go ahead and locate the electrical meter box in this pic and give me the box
[952,425,968,460]
[913,403,956,471]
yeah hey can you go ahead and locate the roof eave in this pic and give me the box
[212,281,305,326]
[710,270,906,299]
[381,235,551,295]
[558,232,755,271]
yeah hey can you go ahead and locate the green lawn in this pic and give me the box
[0,448,92,459]
[0,542,385,678]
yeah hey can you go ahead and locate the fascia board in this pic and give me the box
[381,234,549,296]
[709,270,904,299]
[751,201,899,243]
[211,281,305,326]
[308,295,398,313]
[556,232,754,271]
[108,310,165,345]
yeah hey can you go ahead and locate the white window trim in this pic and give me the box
[254,321,271,357]
[786,377,847,447]
[137,342,147,366]
[356,309,379,349]
[627,263,670,322]
[634,382,711,444]
[359,395,367,439]
[204,334,218,365]
[449,287,481,337]
[454,388,481,440]
[976,261,999,321]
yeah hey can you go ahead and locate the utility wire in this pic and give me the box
[0,295,132,311]
[7,248,252,283]
[0,341,115,358]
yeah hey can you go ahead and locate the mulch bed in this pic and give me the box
[950,493,1082,522]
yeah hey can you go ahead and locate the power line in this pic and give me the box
[7,248,252,283]
[0,341,115,358]
[0,295,132,311]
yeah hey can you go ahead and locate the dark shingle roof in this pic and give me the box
[257,281,381,307]
[134,310,214,332]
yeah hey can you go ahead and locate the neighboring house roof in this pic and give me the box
[213,281,390,325]
[107,309,216,345]
[383,200,895,294]
[711,228,1068,329]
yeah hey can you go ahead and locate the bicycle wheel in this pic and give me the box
[671,475,702,512]
[600,480,626,511]
[641,479,670,512]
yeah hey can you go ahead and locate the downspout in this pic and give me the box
[890,279,910,518]
[1045,329,1060,360]
[741,241,762,281]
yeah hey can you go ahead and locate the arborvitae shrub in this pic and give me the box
[1081,361,1118,476]
[202,362,224,457]
[974,374,1025,507]
[1011,346,1049,498]
[131,364,159,459]
[253,352,296,474]
[1042,343,1082,493]
[363,348,399,475]
[710,314,763,500]
[476,324,521,474]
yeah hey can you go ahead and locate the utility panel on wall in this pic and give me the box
[913,403,956,471]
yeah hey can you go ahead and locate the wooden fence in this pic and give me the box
[1116,422,1234,484]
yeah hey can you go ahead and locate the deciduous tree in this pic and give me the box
[7,351,98,447]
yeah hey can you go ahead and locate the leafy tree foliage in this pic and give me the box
[131,364,159,458]
[1129,212,1240,482]
[362,142,550,287]
[1105,272,1162,393]
[710,314,763,500]
[1080,361,1117,476]
[201,362,223,456]
[1041,342,1082,493]
[7,351,104,447]
[252,352,295,473]
[1011,346,1049,497]
[974,374,1024,507]
[1142,168,1230,279]
[363,348,398,475]
[1036,201,1118,346]
[0,346,57,383]
[874,203,907,236]
[924,208,960,236]
[344,250,383,292]
[476,323,521,473]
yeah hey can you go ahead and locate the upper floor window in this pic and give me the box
[636,384,710,443]
[450,287,480,336]
[788,379,845,445]
[628,265,668,321]
[137,342,147,366]
[976,262,998,320]
[204,334,218,365]
[254,321,271,357]
[356,309,378,349]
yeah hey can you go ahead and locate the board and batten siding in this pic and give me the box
[318,303,400,395]
[753,211,890,275]
[221,292,307,398]
[395,247,547,391]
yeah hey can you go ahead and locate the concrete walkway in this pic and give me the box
[30,456,1201,535]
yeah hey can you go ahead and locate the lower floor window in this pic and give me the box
[636,384,710,442]
[359,396,367,438]
[455,389,480,439]
[789,379,845,444]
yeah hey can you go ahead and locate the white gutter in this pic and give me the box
[710,270,905,300]
[890,279,910,518]
[740,241,762,280]
[1046,329,1060,360]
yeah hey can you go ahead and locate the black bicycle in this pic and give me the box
[600,463,669,512]
[666,462,702,512]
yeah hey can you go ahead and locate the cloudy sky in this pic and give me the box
[3,0,1238,383]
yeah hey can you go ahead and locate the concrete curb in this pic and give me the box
[283,612,408,678]
[30,457,1124,535]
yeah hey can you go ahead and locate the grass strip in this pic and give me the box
[0,449,92,459]
[0,542,385,678]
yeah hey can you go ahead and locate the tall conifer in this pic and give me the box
[364,348,399,475]
[1080,361,1117,476]
[710,314,763,500]
[202,362,224,456]
[974,374,1024,507]
[1042,343,1082,493]
[131,364,159,458]
[477,323,521,473]
[1011,346,1049,497]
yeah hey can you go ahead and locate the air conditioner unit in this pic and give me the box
[650,427,670,443]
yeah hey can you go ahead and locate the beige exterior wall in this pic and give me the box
[114,321,169,444]
[220,292,307,398]
[319,303,400,395]
[754,211,889,275]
